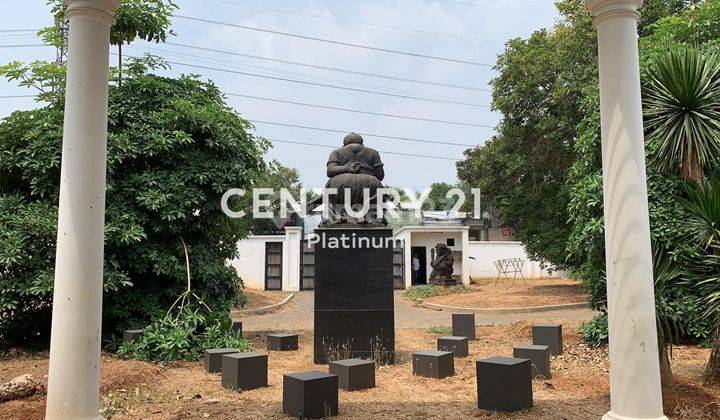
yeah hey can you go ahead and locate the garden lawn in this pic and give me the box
[1,319,717,419]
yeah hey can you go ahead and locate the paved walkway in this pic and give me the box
[238,291,596,332]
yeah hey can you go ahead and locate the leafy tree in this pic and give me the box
[456,0,693,269]
[0,57,269,347]
[43,0,177,86]
[643,48,720,184]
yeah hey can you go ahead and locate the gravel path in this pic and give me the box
[238,291,596,332]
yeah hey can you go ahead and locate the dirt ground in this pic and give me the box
[426,278,588,308]
[239,288,292,310]
[1,319,718,419]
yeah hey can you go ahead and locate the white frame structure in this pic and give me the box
[44,1,666,419]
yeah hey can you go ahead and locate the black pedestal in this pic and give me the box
[513,344,551,379]
[267,333,299,351]
[452,313,476,340]
[122,329,144,343]
[437,335,469,357]
[221,352,267,391]
[476,357,532,412]
[412,350,454,379]
[204,348,239,373]
[532,324,563,355]
[283,371,339,418]
[314,228,395,364]
[329,358,376,391]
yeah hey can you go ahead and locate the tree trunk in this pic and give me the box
[118,43,122,88]
[703,323,720,386]
[658,331,674,389]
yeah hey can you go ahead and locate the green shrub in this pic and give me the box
[580,313,609,348]
[116,305,250,361]
[427,325,452,335]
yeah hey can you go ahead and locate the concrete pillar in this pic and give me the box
[45,1,119,419]
[460,227,470,285]
[283,227,303,291]
[586,1,667,419]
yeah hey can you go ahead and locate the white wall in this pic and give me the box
[467,241,561,278]
[228,235,284,289]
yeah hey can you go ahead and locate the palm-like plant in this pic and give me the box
[681,180,720,385]
[643,48,720,184]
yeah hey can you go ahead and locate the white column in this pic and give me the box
[586,1,667,419]
[283,227,303,291]
[460,227,470,285]
[45,1,118,419]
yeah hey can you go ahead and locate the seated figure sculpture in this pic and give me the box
[321,133,388,226]
[429,243,455,286]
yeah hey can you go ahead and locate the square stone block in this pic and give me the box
[452,313,476,340]
[513,344,551,379]
[437,336,469,358]
[328,358,375,391]
[221,352,267,391]
[231,321,243,338]
[122,329,144,343]
[532,324,563,355]
[412,350,454,379]
[204,348,239,373]
[267,333,299,351]
[283,371,339,418]
[476,357,532,412]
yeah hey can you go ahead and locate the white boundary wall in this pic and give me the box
[467,241,561,278]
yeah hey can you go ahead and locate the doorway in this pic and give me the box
[411,246,427,285]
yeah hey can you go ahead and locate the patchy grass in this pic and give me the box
[403,284,471,303]
[427,325,453,335]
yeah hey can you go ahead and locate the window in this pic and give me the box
[446,238,455,247]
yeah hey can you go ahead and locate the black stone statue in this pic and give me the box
[429,243,455,286]
[321,133,388,226]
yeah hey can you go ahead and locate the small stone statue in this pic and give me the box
[321,133,388,226]
[429,243,455,286]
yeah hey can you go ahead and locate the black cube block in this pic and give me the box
[437,336,469,358]
[122,329,144,342]
[476,357,532,412]
[452,313,476,340]
[328,358,375,391]
[412,350,454,379]
[231,321,243,338]
[221,352,267,391]
[283,371,339,418]
[513,344,551,379]
[267,333,298,351]
[532,324,563,355]
[204,348,239,373]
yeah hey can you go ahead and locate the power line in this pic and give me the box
[0,29,41,33]
[0,94,36,98]
[0,44,49,48]
[436,0,555,18]
[205,0,502,44]
[228,93,493,128]
[164,42,490,92]
[134,45,489,103]
[250,120,477,147]
[268,138,461,161]
[173,15,493,67]
[143,57,489,109]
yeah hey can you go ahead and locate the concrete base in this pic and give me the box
[412,350,454,379]
[283,371,339,418]
[602,412,668,420]
[267,333,298,351]
[452,313,476,340]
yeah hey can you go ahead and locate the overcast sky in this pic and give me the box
[0,0,560,189]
